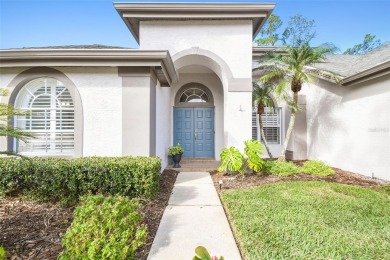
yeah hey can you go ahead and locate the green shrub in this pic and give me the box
[168,144,184,156]
[59,195,147,260]
[263,160,300,176]
[0,246,6,260]
[219,140,266,175]
[0,158,31,196]
[302,160,335,176]
[218,147,244,174]
[0,156,161,205]
[244,139,265,173]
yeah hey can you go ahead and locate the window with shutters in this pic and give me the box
[14,77,75,155]
[252,107,281,144]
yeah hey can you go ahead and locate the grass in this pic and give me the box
[221,181,390,260]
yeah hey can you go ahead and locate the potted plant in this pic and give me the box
[168,144,184,168]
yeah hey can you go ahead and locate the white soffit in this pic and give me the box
[114,2,275,43]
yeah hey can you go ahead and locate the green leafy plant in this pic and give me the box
[218,147,244,174]
[243,139,265,173]
[0,156,161,205]
[263,160,300,176]
[0,88,34,158]
[59,195,147,260]
[0,246,6,260]
[168,144,184,156]
[193,246,224,260]
[302,160,335,176]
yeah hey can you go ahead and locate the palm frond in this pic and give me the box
[0,88,10,97]
[252,82,277,110]
[0,125,35,142]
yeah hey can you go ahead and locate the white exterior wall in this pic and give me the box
[140,20,253,155]
[57,67,123,157]
[302,75,390,180]
[226,92,252,151]
[139,20,252,79]
[156,82,172,169]
[0,67,123,157]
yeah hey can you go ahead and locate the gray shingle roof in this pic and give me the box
[5,44,131,50]
[313,42,390,77]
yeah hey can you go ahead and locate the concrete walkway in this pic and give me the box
[148,172,242,260]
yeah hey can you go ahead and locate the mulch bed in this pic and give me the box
[0,198,73,259]
[135,169,178,260]
[0,169,178,260]
[211,163,390,192]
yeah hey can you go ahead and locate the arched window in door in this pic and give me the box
[175,83,214,107]
[179,88,210,103]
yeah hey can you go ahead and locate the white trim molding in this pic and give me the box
[0,49,179,86]
[114,2,275,43]
[341,61,390,86]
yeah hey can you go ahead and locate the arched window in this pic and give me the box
[174,83,214,107]
[14,77,75,154]
[179,88,209,103]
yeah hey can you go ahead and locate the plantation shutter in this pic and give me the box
[15,78,75,155]
[252,107,281,144]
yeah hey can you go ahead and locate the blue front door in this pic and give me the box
[174,107,214,158]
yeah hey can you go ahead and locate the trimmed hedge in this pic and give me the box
[59,195,147,259]
[0,156,161,205]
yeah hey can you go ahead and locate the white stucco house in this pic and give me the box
[0,2,389,180]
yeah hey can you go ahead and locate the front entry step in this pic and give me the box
[166,159,220,172]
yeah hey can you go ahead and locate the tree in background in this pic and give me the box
[252,82,276,159]
[256,41,339,161]
[343,34,381,55]
[0,88,33,157]
[256,14,316,47]
[256,14,283,46]
[281,14,316,47]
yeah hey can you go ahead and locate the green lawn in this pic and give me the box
[221,181,390,260]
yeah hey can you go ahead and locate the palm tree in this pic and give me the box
[257,41,339,161]
[0,88,34,157]
[252,82,276,159]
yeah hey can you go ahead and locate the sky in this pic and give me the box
[0,0,389,52]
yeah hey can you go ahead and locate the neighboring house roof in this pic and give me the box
[252,43,390,86]
[312,42,390,86]
[115,2,275,43]
[4,44,131,50]
[0,48,178,87]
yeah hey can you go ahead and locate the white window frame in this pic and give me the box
[14,77,75,155]
[252,107,282,145]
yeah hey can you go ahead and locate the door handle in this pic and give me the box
[194,129,197,140]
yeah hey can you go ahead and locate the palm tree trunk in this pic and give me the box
[278,91,299,161]
[258,114,274,159]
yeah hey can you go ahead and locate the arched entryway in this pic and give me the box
[173,83,215,158]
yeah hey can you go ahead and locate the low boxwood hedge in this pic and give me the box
[0,156,161,205]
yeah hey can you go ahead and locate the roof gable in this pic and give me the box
[114,2,275,44]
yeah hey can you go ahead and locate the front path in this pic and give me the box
[148,172,242,260]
